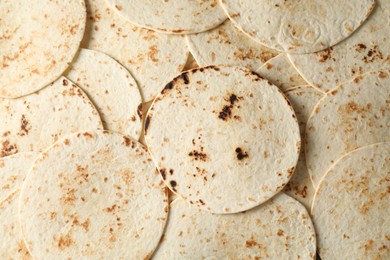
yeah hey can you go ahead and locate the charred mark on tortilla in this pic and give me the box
[159,168,166,180]
[235,147,249,160]
[181,72,189,84]
[218,94,242,121]
[137,103,142,119]
[188,150,208,161]
[144,115,151,135]
[170,180,177,191]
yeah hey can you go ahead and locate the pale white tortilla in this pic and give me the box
[0,76,103,157]
[0,0,86,98]
[19,130,168,259]
[186,20,278,71]
[154,194,316,259]
[81,0,189,102]
[220,0,376,53]
[106,0,227,34]
[312,142,390,260]
[288,0,390,92]
[145,66,300,214]
[66,48,143,139]
[305,70,390,188]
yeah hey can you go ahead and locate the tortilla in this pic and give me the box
[183,53,200,71]
[220,0,376,54]
[288,0,390,92]
[256,54,308,92]
[283,86,324,210]
[186,20,278,71]
[154,193,316,259]
[305,70,390,188]
[106,0,227,34]
[145,66,300,214]
[66,48,142,139]
[81,0,189,102]
[19,130,168,259]
[0,0,86,98]
[0,76,103,157]
[312,142,390,260]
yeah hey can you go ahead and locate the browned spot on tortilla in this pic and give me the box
[170,180,177,191]
[363,45,383,63]
[362,239,374,252]
[318,47,333,62]
[355,43,367,52]
[277,229,284,236]
[218,94,242,121]
[2,131,10,137]
[137,103,143,119]
[378,71,388,79]
[235,147,249,160]
[246,239,257,248]
[1,140,18,157]
[17,115,31,136]
[287,167,295,178]
[123,136,132,147]
[330,89,338,95]
[354,75,363,83]
[64,139,70,145]
[159,168,166,180]
[115,4,122,10]
[266,63,273,70]
[148,45,159,62]
[57,233,74,250]
[82,132,94,139]
[161,81,174,95]
[60,188,77,206]
[144,115,151,135]
[188,150,208,162]
[62,79,69,86]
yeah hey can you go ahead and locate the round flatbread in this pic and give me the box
[81,0,189,102]
[220,0,375,53]
[288,0,390,92]
[106,0,227,34]
[0,77,103,158]
[186,20,278,71]
[0,0,86,98]
[283,86,324,210]
[145,66,300,214]
[66,48,142,139]
[19,130,168,259]
[305,70,390,188]
[0,152,38,204]
[256,54,308,92]
[312,142,390,260]
[154,194,316,259]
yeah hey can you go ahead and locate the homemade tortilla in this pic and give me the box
[81,0,189,102]
[0,0,86,98]
[186,20,278,71]
[154,194,316,259]
[19,130,168,259]
[0,76,103,157]
[66,48,142,139]
[220,0,375,53]
[312,142,390,260]
[106,0,227,34]
[145,66,300,214]
[305,70,390,188]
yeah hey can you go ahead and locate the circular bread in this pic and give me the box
[66,48,143,139]
[186,20,278,71]
[0,76,103,158]
[106,0,227,34]
[283,86,324,210]
[312,142,390,260]
[19,130,168,259]
[219,0,375,54]
[0,0,86,98]
[145,66,301,214]
[288,0,390,92]
[153,194,316,259]
[305,70,390,188]
[82,0,189,101]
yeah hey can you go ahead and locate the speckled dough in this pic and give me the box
[154,194,316,259]
[289,0,390,92]
[82,0,189,102]
[106,0,227,34]
[0,0,86,98]
[305,70,390,188]
[19,130,168,259]
[220,0,375,54]
[145,66,301,214]
[66,49,143,140]
[312,142,390,260]
[186,20,278,71]
[0,76,103,158]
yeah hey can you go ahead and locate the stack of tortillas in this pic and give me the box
[0,0,388,259]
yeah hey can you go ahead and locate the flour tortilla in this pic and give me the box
[106,0,227,34]
[288,0,390,92]
[154,193,316,259]
[312,142,390,260]
[66,48,142,139]
[0,0,86,98]
[186,20,278,71]
[19,130,168,259]
[305,70,390,188]
[256,54,308,91]
[0,76,103,157]
[220,0,375,54]
[81,0,189,102]
[0,152,38,204]
[283,86,323,210]
[145,66,300,214]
